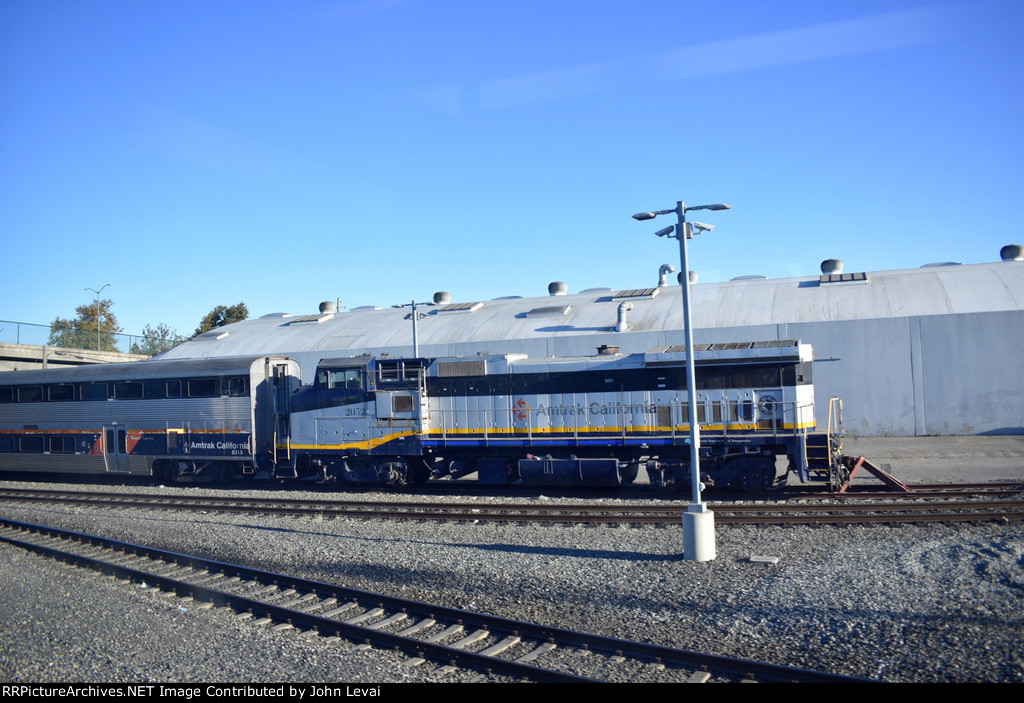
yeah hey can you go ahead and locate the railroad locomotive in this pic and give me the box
[0,341,842,490]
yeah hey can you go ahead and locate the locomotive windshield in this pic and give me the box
[318,368,363,390]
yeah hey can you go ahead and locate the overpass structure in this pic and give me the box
[0,343,148,371]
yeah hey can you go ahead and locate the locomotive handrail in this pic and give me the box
[424,399,812,445]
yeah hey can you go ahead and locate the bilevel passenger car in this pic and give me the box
[286,340,843,490]
[0,355,300,481]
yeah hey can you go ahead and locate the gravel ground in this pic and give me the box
[2,436,1023,684]
[1,475,1023,684]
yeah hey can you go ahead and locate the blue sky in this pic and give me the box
[1,0,1021,342]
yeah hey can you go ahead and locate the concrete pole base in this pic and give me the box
[682,502,716,562]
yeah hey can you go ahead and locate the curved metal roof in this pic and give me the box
[1,355,282,384]
[157,260,1024,361]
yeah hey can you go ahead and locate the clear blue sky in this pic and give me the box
[1,0,1021,341]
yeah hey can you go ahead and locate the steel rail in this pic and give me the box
[6,487,1024,523]
[0,519,591,683]
[3,487,1023,525]
[4,487,1019,513]
[0,518,871,684]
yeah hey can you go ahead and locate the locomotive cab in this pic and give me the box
[289,356,433,485]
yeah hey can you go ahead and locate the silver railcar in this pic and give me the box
[0,355,300,480]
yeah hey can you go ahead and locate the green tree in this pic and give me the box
[48,298,122,351]
[194,302,249,336]
[130,323,184,356]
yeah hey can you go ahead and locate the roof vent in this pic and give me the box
[433,291,452,304]
[821,259,843,274]
[676,271,698,284]
[1000,244,1023,261]
[548,281,568,296]
[319,300,337,313]
[287,313,334,325]
[658,264,676,287]
[820,271,868,284]
[527,305,571,317]
[192,330,230,342]
[616,302,632,332]
[436,301,483,314]
[614,288,659,300]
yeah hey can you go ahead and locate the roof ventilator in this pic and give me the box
[613,287,659,300]
[658,264,676,287]
[1000,244,1023,261]
[616,301,633,332]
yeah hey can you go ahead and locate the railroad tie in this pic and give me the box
[368,612,408,630]
[320,602,359,618]
[479,636,521,657]
[448,629,489,650]
[300,597,336,613]
[514,642,557,663]
[345,607,384,624]
[279,592,317,608]
[396,618,436,637]
[423,624,463,643]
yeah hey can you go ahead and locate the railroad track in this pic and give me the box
[0,518,869,684]
[2,485,1023,526]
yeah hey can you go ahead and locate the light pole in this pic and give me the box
[85,284,111,350]
[410,300,422,357]
[632,201,730,562]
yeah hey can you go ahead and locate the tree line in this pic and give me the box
[47,300,249,356]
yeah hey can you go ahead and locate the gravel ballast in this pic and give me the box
[1,476,1023,683]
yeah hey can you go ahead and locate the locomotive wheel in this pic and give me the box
[206,463,228,483]
[830,459,853,492]
[406,459,432,486]
[375,459,410,487]
[724,456,776,491]
[154,460,176,482]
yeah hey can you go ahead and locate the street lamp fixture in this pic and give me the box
[84,284,111,351]
[632,201,730,562]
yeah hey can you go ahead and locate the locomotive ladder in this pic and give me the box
[805,396,845,490]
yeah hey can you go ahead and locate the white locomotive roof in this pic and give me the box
[157,260,1024,361]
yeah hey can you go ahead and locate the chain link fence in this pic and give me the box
[0,320,183,356]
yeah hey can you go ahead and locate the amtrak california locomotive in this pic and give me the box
[0,341,843,490]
